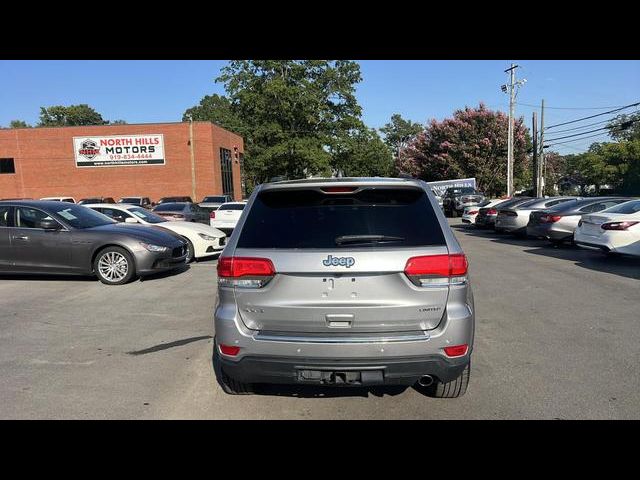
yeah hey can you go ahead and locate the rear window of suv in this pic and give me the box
[237,187,446,249]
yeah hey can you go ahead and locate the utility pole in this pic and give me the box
[532,111,538,195]
[502,64,526,197]
[539,99,545,196]
[187,115,197,201]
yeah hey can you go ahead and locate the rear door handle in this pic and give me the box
[13,235,29,241]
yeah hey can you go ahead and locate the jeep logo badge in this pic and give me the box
[322,255,355,268]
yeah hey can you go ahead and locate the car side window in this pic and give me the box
[579,203,599,213]
[102,208,130,222]
[15,207,55,229]
[0,206,11,227]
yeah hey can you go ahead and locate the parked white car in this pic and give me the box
[494,196,579,235]
[85,203,226,262]
[574,199,640,256]
[210,202,246,232]
[40,196,76,203]
[462,199,502,225]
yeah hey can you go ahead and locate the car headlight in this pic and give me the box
[140,242,168,253]
[198,233,218,241]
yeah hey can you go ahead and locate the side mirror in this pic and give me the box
[39,219,61,231]
[124,217,138,224]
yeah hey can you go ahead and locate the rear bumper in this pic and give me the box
[526,224,572,241]
[217,353,469,386]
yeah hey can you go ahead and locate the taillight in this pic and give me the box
[539,214,562,223]
[217,256,275,288]
[601,221,638,231]
[219,344,240,356]
[468,210,479,215]
[487,208,497,215]
[444,344,468,357]
[210,211,216,219]
[174,214,185,218]
[404,254,468,287]
[500,210,517,217]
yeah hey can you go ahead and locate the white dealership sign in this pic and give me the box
[426,178,477,197]
[73,134,165,167]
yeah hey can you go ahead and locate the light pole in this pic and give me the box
[501,64,526,197]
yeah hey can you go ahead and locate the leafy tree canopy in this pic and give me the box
[9,120,31,128]
[401,103,531,196]
[380,114,422,156]
[38,104,108,127]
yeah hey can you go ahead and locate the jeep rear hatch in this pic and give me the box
[224,185,458,333]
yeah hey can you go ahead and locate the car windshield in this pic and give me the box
[602,199,640,214]
[203,196,227,203]
[119,198,140,204]
[129,207,166,224]
[154,203,186,212]
[218,203,245,211]
[237,187,446,249]
[52,204,115,229]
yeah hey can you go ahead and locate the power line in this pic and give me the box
[546,116,619,134]
[544,102,640,130]
[516,102,632,110]
[544,132,611,148]
[545,117,640,142]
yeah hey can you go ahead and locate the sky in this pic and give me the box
[1,60,638,155]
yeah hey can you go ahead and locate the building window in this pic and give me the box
[239,153,247,197]
[0,158,15,174]
[219,148,234,197]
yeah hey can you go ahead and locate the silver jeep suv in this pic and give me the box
[214,177,474,397]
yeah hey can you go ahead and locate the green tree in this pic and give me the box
[607,112,640,142]
[380,114,422,159]
[9,120,31,128]
[38,104,108,127]
[182,94,245,134]
[331,127,394,177]
[215,60,364,185]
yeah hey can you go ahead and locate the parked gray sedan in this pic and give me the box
[495,196,579,235]
[527,197,631,245]
[0,201,188,285]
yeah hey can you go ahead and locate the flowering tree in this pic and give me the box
[400,103,531,196]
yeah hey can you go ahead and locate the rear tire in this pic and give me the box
[425,362,470,398]
[93,246,136,285]
[213,343,254,395]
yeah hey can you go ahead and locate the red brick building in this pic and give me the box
[0,122,245,202]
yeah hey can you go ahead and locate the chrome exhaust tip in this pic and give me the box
[418,375,434,387]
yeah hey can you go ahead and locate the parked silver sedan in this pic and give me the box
[527,197,631,245]
[495,196,579,235]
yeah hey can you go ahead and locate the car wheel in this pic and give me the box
[213,344,253,395]
[183,238,195,263]
[423,362,470,398]
[550,239,564,247]
[450,209,458,218]
[94,246,136,285]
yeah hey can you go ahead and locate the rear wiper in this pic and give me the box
[335,235,405,246]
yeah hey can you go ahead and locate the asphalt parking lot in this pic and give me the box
[1,218,639,419]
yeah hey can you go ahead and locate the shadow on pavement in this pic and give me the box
[251,383,410,399]
[139,264,190,281]
[453,223,640,280]
[128,335,213,356]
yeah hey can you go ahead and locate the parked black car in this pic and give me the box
[118,197,152,209]
[443,187,485,217]
[78,197,115,205]
[0,201,187,285]
[157,196,193,204]
[151,202,210,224]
